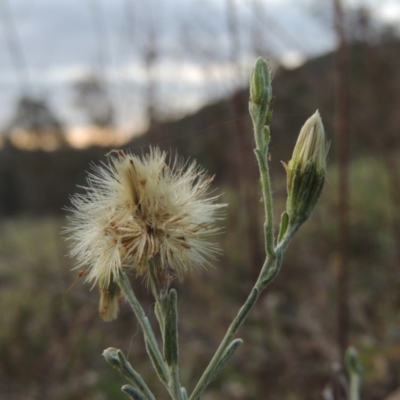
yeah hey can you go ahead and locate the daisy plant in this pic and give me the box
[66,57,328,400]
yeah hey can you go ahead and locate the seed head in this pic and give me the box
[65,148,225,292]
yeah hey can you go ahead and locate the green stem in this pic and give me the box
[258,252,282,291]
[188,285,260,400]
[349,374,360,400]
[254,124,276,258]
[180,388,188,400]
[103,347,156,400]
[276,226,299,255]
[189,253,283,400]
[148,265,183,400]
[190,71,279,398]
[118,272,169,385]
[148,260,162,304]
[148,261,166,335]
[169,365,183,400]
[164,290,183,400]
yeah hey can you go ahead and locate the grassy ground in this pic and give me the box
[0,156,399,400]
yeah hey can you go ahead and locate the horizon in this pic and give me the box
[0,0,399,149]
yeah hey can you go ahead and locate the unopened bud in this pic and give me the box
[345,346,362,376]
[249,57,272,131]
[283,110,328,230]
[250,57,272,106]
[288,110,326,175]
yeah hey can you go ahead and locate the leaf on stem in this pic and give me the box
[180,387,188,400]
[102,347,121,368]
[164,289,179,366]
[278,212,289,243]
[103,348,156,400]
[121,385,147,400]
[201,338,243,394]
[116,350,156,400]
[145,339,168,384]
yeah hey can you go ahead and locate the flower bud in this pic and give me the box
[250,57,272,106]
[345,346,362,376]
[249,57,272,130]
[283,111,328,231]
[288,110,326,175]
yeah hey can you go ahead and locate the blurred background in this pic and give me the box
[1,0,400,399]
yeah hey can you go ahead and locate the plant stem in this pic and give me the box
[254,129,276,258]
[346,347,361,400]
[189,253,283,400]
[118,272,169,385]
[148,261,166,335]
[349,373,360,400]
[148,265,183,400]
[250,58,274,257]
[169,364,183,400]
[190,60,279,399]
[188,284,260,400]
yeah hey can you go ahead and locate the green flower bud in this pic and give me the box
[250,57,272,106]
[283,111,328,231]
[249,57,273,142]
[288,110,326,174]
[345,346,362,376]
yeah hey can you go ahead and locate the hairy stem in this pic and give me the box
[118,272,169,385]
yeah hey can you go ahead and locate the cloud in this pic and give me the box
[377,2,400,23]
[1,0,367,132]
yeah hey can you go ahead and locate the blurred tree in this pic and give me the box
[4,95,66,146]
[226,0,264,274]
[73,75,114,128]
[139,1,159,131]
[333,0,350,360]
[356,8,400,272]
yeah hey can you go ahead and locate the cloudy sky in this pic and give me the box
[0,0,399,138]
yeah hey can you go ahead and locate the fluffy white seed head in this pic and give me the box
[65,148,225,288]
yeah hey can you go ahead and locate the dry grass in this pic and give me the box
[0,156,399,399]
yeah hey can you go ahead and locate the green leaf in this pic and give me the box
[117,350,156,400]
[121,385,147,400]
[145,339,168,384]
[164,289,179,366]
[209,339,243,383]
[263,126,270,145]
[278,211,289,243]
[180,387,188,400]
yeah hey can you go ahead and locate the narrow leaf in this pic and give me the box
[212,338,243,379]
[278,211,289,243]
[198,338,243,395]
[180,387,188,400]
[121,385,147,400]
[164,289,179,366]
[117,350,156,400]
[145,339,168,384]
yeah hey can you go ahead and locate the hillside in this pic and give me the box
[1,39,400,215]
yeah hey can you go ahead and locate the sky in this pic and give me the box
[0,0,399,144]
